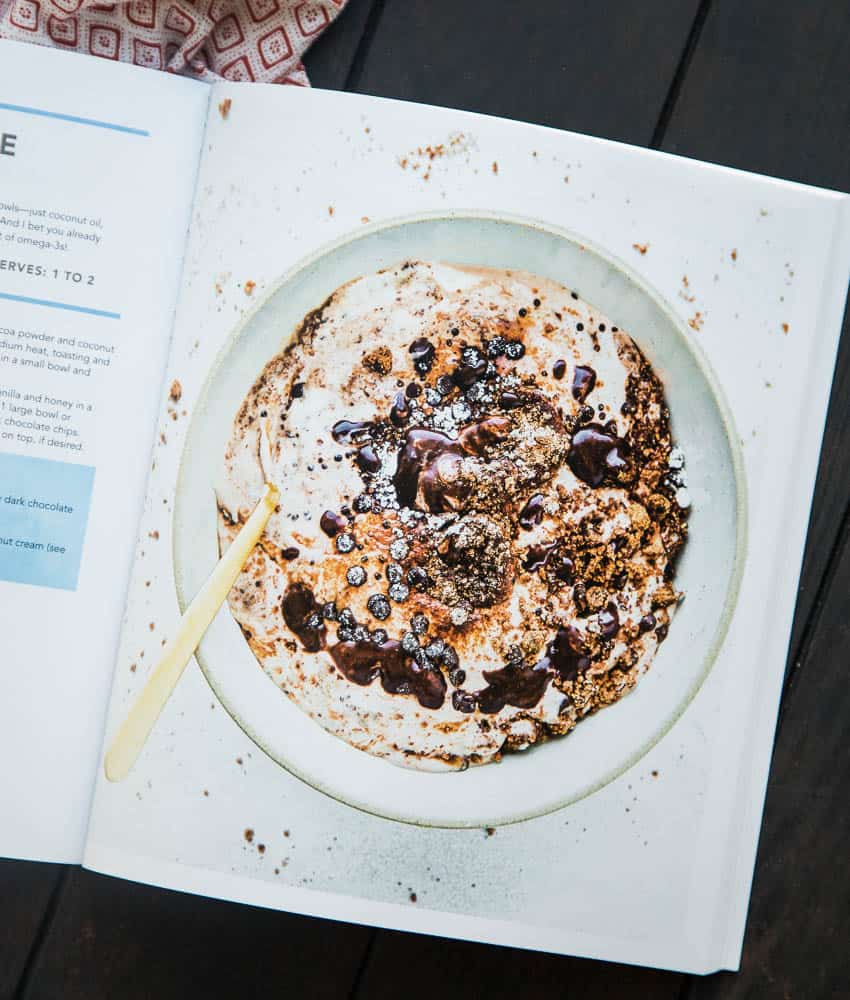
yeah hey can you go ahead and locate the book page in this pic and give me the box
[85,82,850,973]
[0,41,209,863]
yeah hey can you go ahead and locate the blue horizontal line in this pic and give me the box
[0,292,120,319]
[0,103,149,137]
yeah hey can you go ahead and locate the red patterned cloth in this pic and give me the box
[0,0,347,85]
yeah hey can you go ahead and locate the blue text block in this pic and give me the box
[0,453,95,591]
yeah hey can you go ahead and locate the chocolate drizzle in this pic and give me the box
[572,365,597,401]
[355,444,382,474]
[393,417,510,513]
[521,544,573,581]
[389,391,410,427]
[329,619,594,717]
[473,626,591,714]
[522,541,556,572]
[282,583,325,652]
[639,613,656,634]
[452,355,488,389]
[393,429,464,510]
[331,419,372,444]
[330,639,446,709]
[553,552,575,583]
[498,391,524,410]
[598,601,620,639]
[567,424,630,487]
[408,337,435,374]
[541,625,592,683]
[319,510,346,537]
[456,415,511,454]
[476,660,551,714]
[518,493,545,529]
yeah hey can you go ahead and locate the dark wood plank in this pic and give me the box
[662,1,850,191]
[0,861,63,1000]
[689,519,850,998]
[661,0,850,664]
[350,0,702,146]
[355,931,684,1000]
[785,313,850,660]
[20,868,372,1000]
[661,5,850,995]
[303,0,378,90]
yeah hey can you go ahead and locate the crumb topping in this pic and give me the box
[218,261,689,770]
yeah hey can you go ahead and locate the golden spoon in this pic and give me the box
[104,482,279,782]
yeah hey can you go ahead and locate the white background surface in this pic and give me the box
[86,83,850,973]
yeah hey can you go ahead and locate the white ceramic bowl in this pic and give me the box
[173,212,747,828]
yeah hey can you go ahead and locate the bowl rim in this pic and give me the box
[173,208,749,828]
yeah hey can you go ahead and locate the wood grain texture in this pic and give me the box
[662,3,850,996]
[350,0,702,146]
[18,869,371,1000]
[662,0,850,191]
[355,931,685,1000]
[688,523,850,998]
[785,314,850,660]
[6,4,850,999]
[0,862,63,1000]
[661,0,850,659]
[303,0,378,90]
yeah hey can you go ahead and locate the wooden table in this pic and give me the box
[2,3,848,996]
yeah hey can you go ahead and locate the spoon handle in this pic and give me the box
[104,483,279,782]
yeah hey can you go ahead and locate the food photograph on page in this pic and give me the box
[79,64,847,976]
[217,260,689,771]
[172,215,744,827]
[2,0,849,993]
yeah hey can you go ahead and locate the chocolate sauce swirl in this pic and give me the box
[571,365,597,401]
[393,417,510,513]
[476,660,551,714]
[473,626,591,714]
[539,625,592,683]
[518,493,545,529]
[330,639,446,709]
[567,423,630,487]
[522,541,557,572]
[281,584,326,653]
[331,419,373,444]
[319,510,347,537]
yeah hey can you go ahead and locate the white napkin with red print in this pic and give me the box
[0,0,347,85]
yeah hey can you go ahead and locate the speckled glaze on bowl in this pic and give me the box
[173,211,747,828]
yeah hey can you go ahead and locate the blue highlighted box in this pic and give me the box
[0,453,95,591]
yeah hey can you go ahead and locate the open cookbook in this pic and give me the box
[2,37,849,976]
